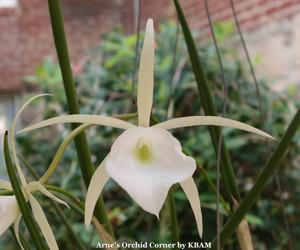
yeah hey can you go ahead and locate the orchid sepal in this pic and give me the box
[137,19,155,127]
[29,194,59,250]
[84,158,110,228]
[19,114,135,134]
[180,177,203,238]
[154,116,274,140]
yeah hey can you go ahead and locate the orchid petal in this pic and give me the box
[14,214,24,250]
[85,158,110,228]
[106,127,196,217]
[0,195,20,235]
[155,116,274,140]
[29,195,59,250]
[19,114,135,134]
[137,19,155,127]
[0,179,12,190]
[180,177,203,238]
[27,181,69,208]
[11,94,51,186]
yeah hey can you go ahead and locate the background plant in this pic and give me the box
[1,21,299,249]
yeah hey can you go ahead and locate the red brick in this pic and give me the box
[1,0,300,92]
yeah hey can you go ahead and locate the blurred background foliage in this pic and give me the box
[2,21,299,249]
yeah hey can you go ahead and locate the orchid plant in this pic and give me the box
[0,95,69,250]
[18,19,274,239]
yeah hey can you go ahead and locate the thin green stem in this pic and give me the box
[40,124,92,184]
[45,184,85,210]
[197,165,230,214]
[168,190,180,248]
[53,203,86,250]
[174,0,240,203]
[20,156,87,250]
[45,184,115,245]
[40,113,137,183]
[18,153,39,180]
[183,148,230,213]
[9,228,32,250]
[0,190,14,195]
[47,0,114,237]
[4,132,47,250]
[212,108,300,248]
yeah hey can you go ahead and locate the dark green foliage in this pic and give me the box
[14,22,300,249]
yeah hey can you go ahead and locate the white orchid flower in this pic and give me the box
[0,194,19,235]
[0,94,69,250]
[19,19,274,238]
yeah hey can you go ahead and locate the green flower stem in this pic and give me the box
[53,203,86,250]
[45,184,85,211]
[18,153,39,180]
[168,190,180,249]
[0,190,14,195]
[9,228,31,250]
[197,165,230,214]
[47,0,115,237]
[174,0,240,202]
[19,234,32,250]
[39,113,136,184]
[40,124,92,184]
[4,132,47,250]
[19,157,86,250]
[212,108,300,249]
[183,147,230,213]
[45,185,114,245]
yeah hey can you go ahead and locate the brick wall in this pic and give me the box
[0,7,21,92]
[0,0,122,93]
[132,0,300,35]
[1,0,300,93]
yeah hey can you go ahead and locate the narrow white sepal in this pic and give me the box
[155,116,274,140]
[29,195,59,250]
[180,177,203,238]
[11,94,51,186]
[0,179,12,190]
[27,181,70,208]
[137,18,155,127]
[14,214,24,250]
[19,114,135,134]
[84,158,110,228]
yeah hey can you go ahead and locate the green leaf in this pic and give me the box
[168,190,180,249]
[173,0,240,202]
[246,214,264,226]
[47,0,115,238]
[212,108,300,248]
[4,131,48,250]
[53,203,86,250]
[20,151,86,250]
[10,228,32,250]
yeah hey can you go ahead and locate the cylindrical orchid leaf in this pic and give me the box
[212,108,300,248]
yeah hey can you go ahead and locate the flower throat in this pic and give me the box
[135,137,154,164]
